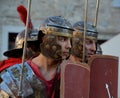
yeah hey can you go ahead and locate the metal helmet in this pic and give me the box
[3,29,40,58]
[73,21,98,40]
[71,21,98,58]
[40,16,73,37]
[39,16,73,60]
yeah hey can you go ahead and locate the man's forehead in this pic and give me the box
[58,36,71,39]
[85,38,97,43]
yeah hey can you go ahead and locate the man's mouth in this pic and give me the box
[88,53,94,58]
[63,52,69,55]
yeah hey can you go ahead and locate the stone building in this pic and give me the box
[0,0,120,60]
[0,0,120,97]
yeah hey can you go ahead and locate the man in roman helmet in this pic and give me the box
[0,4,41,73]
[0,29,41,72]
[0,16,73,98]
[69,21,98,63]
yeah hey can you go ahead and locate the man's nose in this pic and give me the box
[66,39,72,49]
[91,43,96,52]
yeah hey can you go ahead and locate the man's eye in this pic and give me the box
[86,40,92,44]
[58,37,67,41]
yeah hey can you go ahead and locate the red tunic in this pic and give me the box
[27,60,60,98]
[0,58,22,73]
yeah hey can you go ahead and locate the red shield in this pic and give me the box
[88,55,118,98]
[60,60,90,98]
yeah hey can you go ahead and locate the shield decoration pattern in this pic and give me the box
[88,55,118,98]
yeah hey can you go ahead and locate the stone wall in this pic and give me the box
[0,0,120,59]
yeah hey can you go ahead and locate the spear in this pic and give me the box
[82,0,100,62]
[94,0,100,27]
[82,0,88,62]
[17,0,31,97]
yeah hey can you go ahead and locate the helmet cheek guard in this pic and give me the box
[71,31,83,58]
[40,35,62,60]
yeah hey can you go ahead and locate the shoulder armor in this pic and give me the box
[0,62,47,98]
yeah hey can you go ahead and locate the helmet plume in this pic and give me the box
[17,5,33,28]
